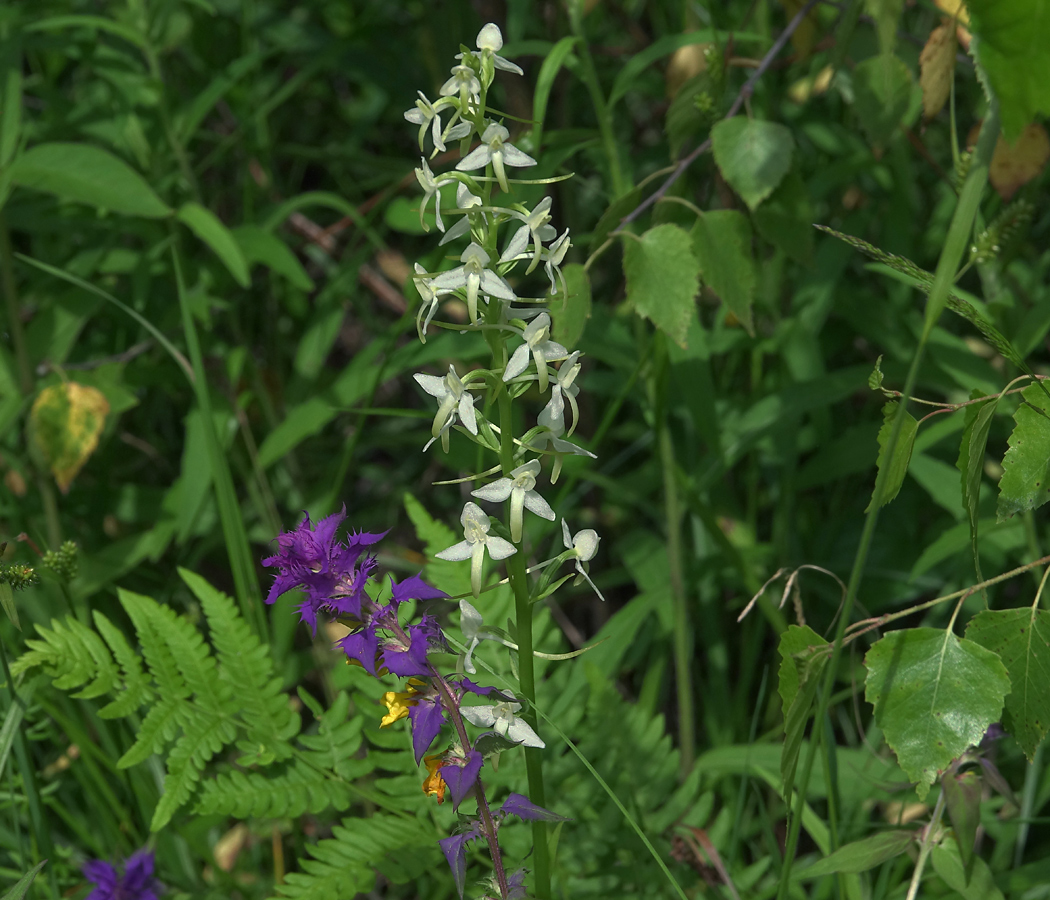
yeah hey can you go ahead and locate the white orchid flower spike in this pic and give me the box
[460,696,545,748]
[471,459,555,543]
[562,519,604,601]
[436,502,517,598]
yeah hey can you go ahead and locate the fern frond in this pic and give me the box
[121,588,233,715]
[180,568,298,760]
[118,696,186,768]
[151,712,238,830]
[11,617,119,699]
[196,760,354,818]
[94,611,153,718]
[119,590,191,701]
[298,692,364,780]
[271,815,432,900]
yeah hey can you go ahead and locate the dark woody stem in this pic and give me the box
[427,660,510,900]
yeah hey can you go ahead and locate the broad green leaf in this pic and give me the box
[0,37,22,168]
[711,117,794,210]
[941,769,981,868]
[232,224,313,291]
[751,169,814,264]
[866,400,918,511]
[966,608,1050,760]
[930,836,1005,900]
[550,263,591,350]
[691,209,756,335]
[623,224,699,348]
[27,382,109,492]
[852,55,915,146]
[967,0,1050,140]
[530,36,579,150]
[997,384,1050,521]
[777,625,829,802]
[793,830,913,879]
[177,202,251,288]
[0,861,47,900]
[864,628,1010,799]
[957,395,1000,573]
[9,143,171,218]
[867,0,905,56]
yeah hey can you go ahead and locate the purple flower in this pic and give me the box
[338,625,382,675]
[506,868,528,899]
[452,677,517,702]
[262,508,385,634]
[439,824,483,899]
[382,615,447,678]
[391,573,448,605]
[440,748,483,810]
[500,792,569,822]
[408,690,447,764]
[83,849,159,900]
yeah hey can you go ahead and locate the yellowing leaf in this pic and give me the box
[780,0,819,59]
[28,383,110,492]
[935,0,970,26]
[919,22,957,119]
[989,123,1050,200]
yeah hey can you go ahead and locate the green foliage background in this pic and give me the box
[3,0,1050,898]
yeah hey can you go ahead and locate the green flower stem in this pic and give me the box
[774,103,1001,898]
[567,0,628,199]
[905,789,946,900]
[491,334,551,899]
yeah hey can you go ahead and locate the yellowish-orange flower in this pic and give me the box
[422,753,448,803]
[380,679,425,727]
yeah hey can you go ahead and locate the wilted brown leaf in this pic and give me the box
[920,22,956,119]
[990,124,1050,200]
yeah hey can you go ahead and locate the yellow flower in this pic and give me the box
[422,754,448,804]
[379,679,425,727]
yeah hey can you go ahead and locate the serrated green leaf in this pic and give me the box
[778,625,829,802]
[550,263,591,350]
[997,384,1050,521]
[864,628,1010,799]
[177,202,251,287]
[868,355,884,391]
[967,0,1050,141]
[9,142,170,217]
[751,169,814,263]
[711,117,794,210]
[691,209,756,335]
[794,829,913,879]
[966,607,1050,760]
[866,400,918,511]
[623,223,699,348]
[941,769,981,868]
[852,55,915,146]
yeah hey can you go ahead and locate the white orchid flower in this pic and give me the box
[460,697,545,748]
[543,228,571,296]
[538,351,582,437]
[436,502,517,598]
[562,519,604,601]
[456,122,537,193]
[403,91,454,152]
[439,183,483,247]
[503,312,568,392]
[429,242,516,323]
[471,23,524,76]
[471,459,555,543]
[413,263,451,342]
[413,364,478,452]
[458,599,489,674]
[440,63,481,109]
[500,197,558,274]
[413,158,456,232]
